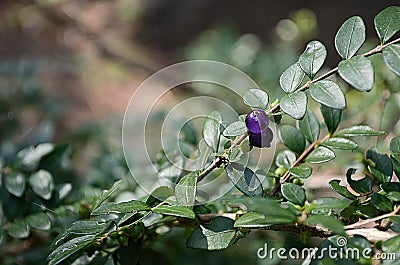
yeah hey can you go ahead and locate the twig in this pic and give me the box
[197,133,248,182]
[196,38,400,184]
[344,205,400,230]
[270,134,330,195]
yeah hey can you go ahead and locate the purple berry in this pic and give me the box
[245,110,269,133]
[249,127,273,148]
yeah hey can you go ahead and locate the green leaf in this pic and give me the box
[306,215,345,236]
[335,16,366,59]
[289,164,312,179]
[367,149,393,183]
[320,138,357,150]
[371,193,393,212]
[39,143,70,168]
[234,212,270,227]
[234,210,296,228]
[67,220,110,235]
[281,183,306,206]
[381,182,400,193]
[203,111,222,152]
[153,205,195,219]
[280,91,307,120]
[186,217,237,250]
[279,125,306,154]
[310,197,350,212]
[346,168,373,194]
[305,146,335,164]
[309,80,346,109]
[146,186,174,207]
[279,62,305,93]
[242,88,269,109]
[47,235,95,265]
[228,197,298,222]
[92,180,125,210]
[374,6,400,44]
[225,163,263,197]
[335,125,386,137]
[382,235,400,263]
[7,220,30,239]
[223,121,247,137]
[338,56,374,92]
[175,173,197,207]
[29,169,54,200]
[329,180,356,200]
[390,137,400,153]
[17,143,54,168]
[27,212,51,231]
[320,105,342,134]
[383,44,400,76]
[392,154,400,178]
[298,110,320,143]
[275,150,296,169]
[299,40,327,79]
[4,172,26,197]
[91,200,150,216]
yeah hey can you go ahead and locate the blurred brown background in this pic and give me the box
[1,0,398,131]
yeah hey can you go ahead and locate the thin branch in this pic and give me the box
[196,38,400,184]
[344,205,400,230]
[270,134,330,195]
[197,133,248,182]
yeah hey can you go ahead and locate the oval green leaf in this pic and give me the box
[175,173,197,207]
[320,137,357,150]
[306,215,345,236]
[153,205,195,219]
[335,16,366,59]
[335,125,386,137]
[280,91,307,120]
[279,62,305,93]
[309,80,346,109]
[279,125,306,154]
[91,200,151,216]
[29,169,54,200]
[186,217,237,250]
[225,163,263,197]
[203,111,222,152]
[320,105,342,135]
[298,110,320,143]
[289,164,312,179]
[329,179,356,200]
[27,212,51,231]
[67,220,110,235]
[242,89,269,109]
[275,150,296,169]
[4,172,26,197]
[281,183,306,206]
[7,220,30,239]
[47,235,96,265]
[383,44,400,76]
[305,146,335,164]
[374,6,400,44]
[338,56,374,92]
[371,193,393,212]
[299,40,327,79]
[346,168,373,194]
[223,121,247,137]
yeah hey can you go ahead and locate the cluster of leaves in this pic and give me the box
[2,5,398,265]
